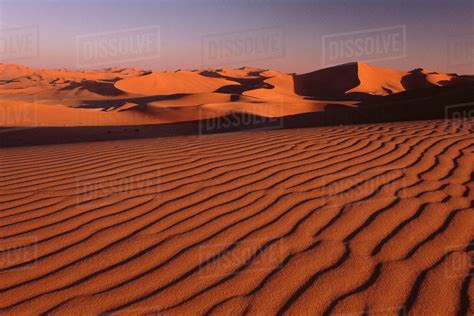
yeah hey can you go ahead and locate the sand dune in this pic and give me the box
[293,62,474,98]
[114,70,237,95]
[2,62,473,130]
[0,119,472,314]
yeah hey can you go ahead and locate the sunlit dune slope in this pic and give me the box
[0,62,473,127]
[114,70,237,95]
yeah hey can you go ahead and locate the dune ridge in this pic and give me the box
[293,62,472,99]
[1,62,473,129]
[0,119,472,314]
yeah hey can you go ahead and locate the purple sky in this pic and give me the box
[0,0,473,74]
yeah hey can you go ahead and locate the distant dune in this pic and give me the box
[1,62,473,134]
[293,62,471,98]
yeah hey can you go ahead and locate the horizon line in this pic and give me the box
[0,61,469,76]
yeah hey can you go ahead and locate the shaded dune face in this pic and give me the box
[401,69,440,91]
[0,120,472,315]
[58,80,126,97]
[293,62,471,99]
[293,62,361,99]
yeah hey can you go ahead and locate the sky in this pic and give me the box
[0,0,473,74]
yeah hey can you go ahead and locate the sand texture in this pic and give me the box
[0,119,472,315]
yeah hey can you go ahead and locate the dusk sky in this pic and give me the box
[0,0,473,73]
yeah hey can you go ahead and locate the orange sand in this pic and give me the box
[2,62,472,128]
[0,119,472,314]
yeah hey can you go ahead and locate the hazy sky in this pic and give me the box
[0,0,473,73]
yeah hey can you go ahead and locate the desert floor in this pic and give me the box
[0,119,473,315]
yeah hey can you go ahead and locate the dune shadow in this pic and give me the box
[0,112,283,147]
[323,103,358,111]
[214,81,273,95]
[201,69,274,95]
[3,82,474,147]
[59,80,126,97]
[76,93,189,110]
[400,69,438,91]
[293,62,361,100]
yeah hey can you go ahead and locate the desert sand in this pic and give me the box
[0,119,473,315]
[0,60,473,314]
[1,62,473,130]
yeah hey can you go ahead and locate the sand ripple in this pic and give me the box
[0,119,472,315]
